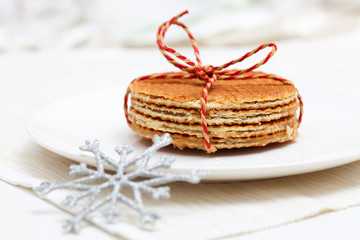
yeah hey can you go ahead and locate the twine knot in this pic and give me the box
[200,65,216,79]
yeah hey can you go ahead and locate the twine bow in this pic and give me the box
[124,10,303,153]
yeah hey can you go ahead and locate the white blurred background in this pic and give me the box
[1,0,360,51]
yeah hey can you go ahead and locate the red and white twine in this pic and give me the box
[124,10,303,153]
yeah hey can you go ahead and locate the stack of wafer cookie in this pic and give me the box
[124,11,303,153]
[127,72,301,153]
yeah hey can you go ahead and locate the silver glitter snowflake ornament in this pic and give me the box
[35,133,204,232]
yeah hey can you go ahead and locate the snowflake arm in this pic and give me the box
[80,140,118,171]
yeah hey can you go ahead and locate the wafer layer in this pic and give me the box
[130,90,298,110]
[131,98,299,125]
[129,108,298,138]
[129,122,298,151]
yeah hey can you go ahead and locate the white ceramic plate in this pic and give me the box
[26,85,360,181]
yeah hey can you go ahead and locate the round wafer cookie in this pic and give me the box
[129,76,298,110]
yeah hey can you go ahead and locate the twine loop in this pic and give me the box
[124,10,303,153]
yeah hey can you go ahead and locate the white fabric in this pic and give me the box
[1,26,360,239]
